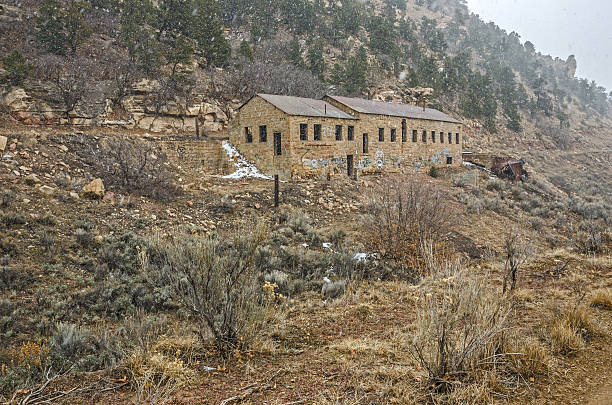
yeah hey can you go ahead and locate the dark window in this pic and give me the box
[432,131,436,143]
[363,133,369,153]
[401,120,407,142]
[391,128,397,142]
[440,131,444,143]
[245,127,252,143]
[447,156,453,165]
[347,126,354,141]
[274,132,282,156]
[378,128,384,142]
[422,130,427,143]
[314,124,321,141]
[456,133,460,144]
[300,123,308,140]
[259,125,267,142]
[412,130,417,142]
[448,132,452,143]
[335,125,342,141]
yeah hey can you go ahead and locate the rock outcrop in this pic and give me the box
[0,78,235,135]
[82,178,105,199]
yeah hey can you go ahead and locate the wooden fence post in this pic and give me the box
[274,175,279,208]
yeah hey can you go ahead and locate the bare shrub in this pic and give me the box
[466,196,484,214]
[452,171,478,188]
[51,323,90,360]
[74,228,95,248]
[35,54,95,117]
[321,279,346,300]
[502,231,532,293]
[141,224,268,357]
[574,220,607,254]
[364,178,454,276]
[0,191,14,208]
[410,260,510,391]
[79,135,181,201]
[0,265,19,291]
[216,62,326,101]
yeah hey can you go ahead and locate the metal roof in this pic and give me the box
[256,94,358,120]
[325,95,462,124]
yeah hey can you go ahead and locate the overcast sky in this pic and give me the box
[466,0,612,91]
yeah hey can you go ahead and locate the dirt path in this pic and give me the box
[547,310,612,405]
[587,378,612,405]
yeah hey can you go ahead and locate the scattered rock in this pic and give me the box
[22,198,31,204]
[39,185,56,196]
[59,145,68,152]
[82,178,105,199]
[0,136,7,151]
[9,143,17,152]
[24,174,41,185]
[69,192,80,200]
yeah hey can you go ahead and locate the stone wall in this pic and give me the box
[325,97,463,172]
[229,96,291,177]
[157,136,231,175]
[230,95,464,179]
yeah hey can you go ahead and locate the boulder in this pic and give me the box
[82,178,105,199]
[0,136,7,151]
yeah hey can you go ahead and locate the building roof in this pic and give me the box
[254,94,358,120]
[325,95,462,124]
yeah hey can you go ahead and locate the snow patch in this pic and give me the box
[353,252,377,262]
[222,141,272,180]
[322,242,332,249]
[463,160,493,175]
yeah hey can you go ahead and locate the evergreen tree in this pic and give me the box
[190,0,231,66]
[288,38,305,69]
[344,46,368,95]
[307,40,325,80]
[1,51,33,86]
[37,0,92,55]
[238,40,254,62]
[120,0,160,72]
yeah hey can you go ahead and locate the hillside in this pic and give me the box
[0,1,611,404]
[1,0,611,148]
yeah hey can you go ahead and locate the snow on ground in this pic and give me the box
[463,160,494,175]
[353,252,378,262]
[222,141,273,180]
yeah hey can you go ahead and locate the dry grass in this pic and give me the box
[590,289,612,310]
[549,306,596,355]
[124,347,195,404]
[508,337,552,378]
[410,259,511,391]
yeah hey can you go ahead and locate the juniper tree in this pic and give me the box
[1,51,33,86]
[37,0,93,55]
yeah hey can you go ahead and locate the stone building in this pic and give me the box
[229,93,463,179]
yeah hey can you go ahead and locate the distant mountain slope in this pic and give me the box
[0,0,611,152]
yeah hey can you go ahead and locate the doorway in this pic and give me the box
[347,154,354,177]
[274,132,282,156]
